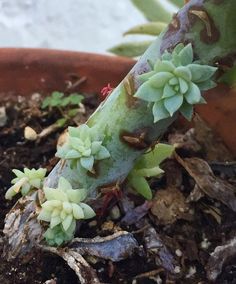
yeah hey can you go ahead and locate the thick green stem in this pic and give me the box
[46,0,236,197]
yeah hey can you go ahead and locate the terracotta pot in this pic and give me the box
[0,48,235,156]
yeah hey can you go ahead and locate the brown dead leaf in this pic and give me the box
[43,246,101,284]
[168,129,201,154]
[121,201,152,226]
[194,115,233,162]
[206,235,236,281]
[144,227,177,273]
[151,187,191,225]
[175,155,236,212]
[69,231,139,262]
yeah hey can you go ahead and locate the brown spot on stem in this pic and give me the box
[123,74,138,108]
[189,9,220,44]
[161,0,205,53]
[120,129,149,150]
[170,14,180,30]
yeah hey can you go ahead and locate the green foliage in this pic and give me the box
[131,0,172,22]
[42,91,84,127]
[124,22,167,36]
[42,92,84,109]
[38,177,95,246]
[109,0,185,57]
[128,143,174,199]
[5,168,47,200]
[56,125,110,172]
[108,41,153,58]
[134,44,217,122]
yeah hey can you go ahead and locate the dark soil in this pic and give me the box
[0,93,236,284]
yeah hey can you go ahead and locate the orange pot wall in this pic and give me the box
[0,48,135,97]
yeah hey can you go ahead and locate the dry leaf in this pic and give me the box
[206,235,236,281]
[176,155,236,212]
[151,187,191,225]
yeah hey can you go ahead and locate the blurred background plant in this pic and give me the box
[109,0,184,58]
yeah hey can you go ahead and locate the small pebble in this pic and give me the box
[24,126,38,141]
[110,205,121,220]
[175,249,182,257]
[174,266,181,274]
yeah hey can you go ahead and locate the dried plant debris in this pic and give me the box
[151,187,191,225]
[193,115,233,162]
[206,235,236,281]
[43,246,101,284]
[68,231,139,262]
[144,227,177,273]
[121,200,152,226]
[176,154,236,212]
[3,193,43,261]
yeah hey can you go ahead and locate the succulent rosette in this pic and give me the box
[38,176,95,245]
[134,43,217,122]
[5,168,47,200]
[56,124,110,172]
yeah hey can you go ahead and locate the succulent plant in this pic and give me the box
[128,143,174,199]
[134,43,217,122]
[56,124,110,172]
[38,177,95,245]
[5,168,47,200]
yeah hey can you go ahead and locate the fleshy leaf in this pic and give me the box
[164,94,183,116]
[149,72,173,88]
[179,102,193,121]
[129,175,152,200]
[134,82,163,102]
[189,64,217,83]
[185,83,201,104]
[152,101,170,122]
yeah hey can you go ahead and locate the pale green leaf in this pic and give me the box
[58,177,72,191]
[72,203,85,219]
[189,64,217,83]
[185,83,201,104]
[149,72,173,88]
[131,0,172,22]
[179,102,193,121]
[152,100,170,122]
[174,66,192,81]
[124,22,167,36]
[80,156,94,171]
[129,175,152,200]
[134,82,163,102]
[164,94,183,116]
[108,41,153,57]
[80,203,96,219]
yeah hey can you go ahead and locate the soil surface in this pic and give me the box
[0,93,236,284]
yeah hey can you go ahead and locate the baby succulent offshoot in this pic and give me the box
[134,43,217,122]
[38,176,95,246]
[128,143,174,199]
[5,168,47,200]
[56,124,110,172]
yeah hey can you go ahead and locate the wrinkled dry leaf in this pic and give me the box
[3,192,43,261]
[151,187,191,225]
[176,155,236,212]
[121,201,152,226]
[206,235,236,281]
[144,227,176,273]
[168,128,202,154]
[69,231,139,262]
[193,115,233,162]
[43,246,101,284]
